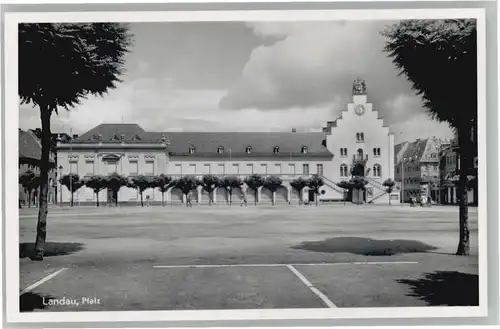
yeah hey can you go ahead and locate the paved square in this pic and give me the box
[19,204,479,312]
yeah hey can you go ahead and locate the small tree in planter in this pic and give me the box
[174,176,200,207]
[263,175,283,206]
[200,174,221,206]
[221,176,243,206]
[84,175,107,207]
[307,174,325,206]
[106,173,128,207]
[153,174,172,207]
[383,178,396,205]
[290,177,308,205]
[59,173,84,207]
[19,170,37,208]
[129,175,154,207]
[350,176,368,205]
[337,180,351,205]
[244,174,265,205]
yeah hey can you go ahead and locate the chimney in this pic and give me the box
[72,134,78,139]
[292,128,297,133]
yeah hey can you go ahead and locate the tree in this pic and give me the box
[84,175,107,207]
[383,178,396,205]
[383,19,476,255]
[19,170,37,208]
[153,174,172,206]
[349,176,368,205]
[244,174,265,205]
[307,174,325,206]
[263,176,283,206]
[290,177,308,205]
[59,173,84,207]
[220,176,243,206]
[174,176,200,207]
[106,173,128,207]
[129,175,153,207]
[19,23,132,260]
[336,180,351,205]
[199,174,221,206]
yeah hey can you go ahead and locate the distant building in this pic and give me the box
[57,78,396,205]
[18,129,56,205]
[394,137,444,203]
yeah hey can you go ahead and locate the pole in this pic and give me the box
[69,128,73,204]
[401,159,404,204]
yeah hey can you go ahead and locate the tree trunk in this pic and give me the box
[115,191,118,207]
[208,191,212,206]
[33,105,52,261]
[272,191,275,206]
[162,192,165,207]
[298,190,301,205]
[28,189,32,208]
[96,191,99,207]
[229,190,232,206]
[140,191,144,207]
[70,191,74,207]
[316,191,319,206]
[255,190,258,206]
[456,129,470,256]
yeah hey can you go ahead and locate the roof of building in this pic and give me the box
[19,129,55,163]
[70,123,333,157]
[394,138,429,164]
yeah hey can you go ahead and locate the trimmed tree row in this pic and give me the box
[58,173,325,207]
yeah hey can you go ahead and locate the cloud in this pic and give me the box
[392,113,454,143]
[220,20,429,127]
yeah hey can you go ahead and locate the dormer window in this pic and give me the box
[246,146,252,154]
[273,146,280,154]
[217,146,224,154]
[189,146,196,154]
[301,146,308,154]
[98,134,103,141]
[112,134,120,141]
[132,134,141,141]
[120,133,126,141]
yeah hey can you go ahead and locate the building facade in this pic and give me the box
[57,79,397,205]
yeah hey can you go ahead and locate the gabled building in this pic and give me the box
[394,137,444,203]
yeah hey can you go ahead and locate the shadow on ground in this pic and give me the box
[20,242,85,259]
[20,292,55,312]
[398,271,479,306]
[293,237,437,256]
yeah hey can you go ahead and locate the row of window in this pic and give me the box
[446,155,457,165]
[339,164,382,178]
[172,163,323,176]
[396,164,439,174]
[210,145,309,155]
[339,148,381,157]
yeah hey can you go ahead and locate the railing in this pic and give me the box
[352,154,369,162]
[319,175,345,194]
[367,190,387,203]
[365,177,386,192]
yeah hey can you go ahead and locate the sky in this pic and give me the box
[19,20,454,144]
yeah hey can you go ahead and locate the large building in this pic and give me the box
[57,79,397,205]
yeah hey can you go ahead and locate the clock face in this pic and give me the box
[355,104,365,116]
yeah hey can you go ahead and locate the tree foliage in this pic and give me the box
[153,174,172,206]
[307,174,325,206]
[382,19,476,255]
[106,173,128,206]
[244,174,265,205]
[383,178,396,205]
[199,174,222,206]
[290,177,308,205]
[129,175,153,207]
[59,173,84,207]
[220,176,243,205]
[19,170,39,207]
[263,176,283,206]
[84,175,107,207]
[174,176,200,206]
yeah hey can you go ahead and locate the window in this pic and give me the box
[317,164,324,176]
[356,133,360,141]
[301,146,308,154]
[187,164,196,175]
[120,134,125,141]
[70,162,78,174]
[288,164,296,175]
[247,164,254,174]
[340,164,348,177]
[373,164,382,177]
[189,146,196,154]
[357,148,363,158]
[274,164,282,174]
[217,146,224,154]
[216,164,225,175]
[373,148,381,156]
[303,164,309,175]
[357,132,364,142]
[397,167,400,174]
[144,161,154,176]
[273,146,280,154]
[231,164,240,175]
[340,148,347,157]
[260,164,268,175]
[112,134,120,141]
[84,160,94,176]
[202,164,211,174]
[246,146,252,154]
[129,160,138,176]
[132,134,141,141]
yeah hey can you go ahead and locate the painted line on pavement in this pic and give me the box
[153,261,418,269]
[20,268,67,295]
[286,265,336,308]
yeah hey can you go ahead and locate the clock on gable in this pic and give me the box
[354,104,366,116]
